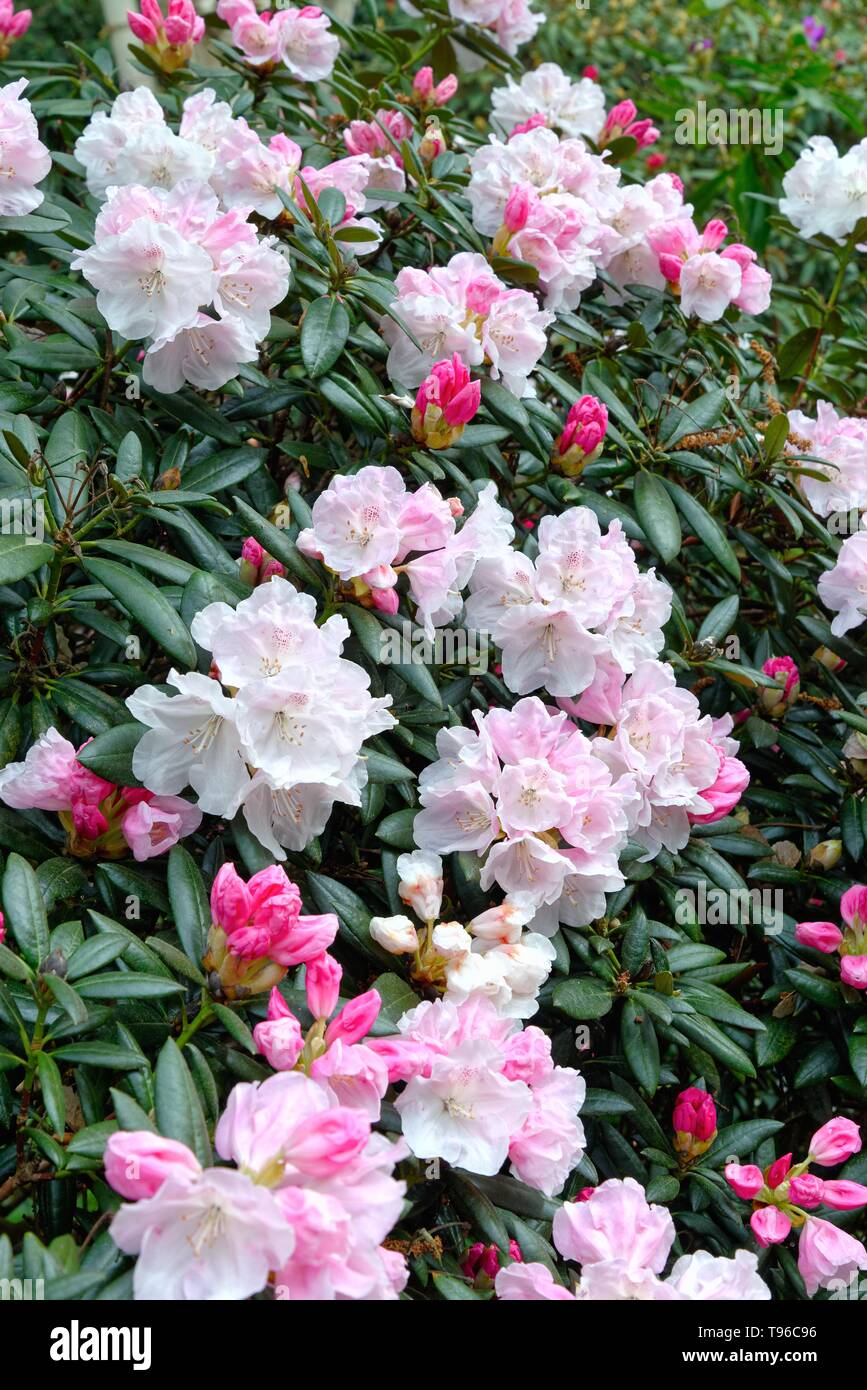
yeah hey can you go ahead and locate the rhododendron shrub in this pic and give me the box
[0,1,866,1309]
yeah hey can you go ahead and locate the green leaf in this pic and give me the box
[633,472,681,563]
[665,479,740,582]
[37,1052,67,1136]
[301,295,351,377]
[449,1170,511,1250]
[153,1038,212,1165]
[0,534,53,583]
[306,872,394,967]
[76,723,143,786]
[698,594,740,644]
[621,996,660,1095]
[50,1042,148,1071]
[81,557,197,668]
[2,852,49,970]
[74,972,186,1000]
[375,808,418,850]
[167,845,210,967]
[552,976,614,1020]
[43,974,88,1028]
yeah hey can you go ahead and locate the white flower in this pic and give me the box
[0,79,52,217]
[213,237,290,339]
[395,1038,532,1174]
[490,62,605,139]
[665,1250,771,1300]
[817,530,867,636]
[127,671,249,817]
[143,314,259,393]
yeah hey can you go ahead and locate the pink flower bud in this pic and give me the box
[370,586,400,615]
[253,1010,304,1070]
[766,1153,792,1189]
[646,152,667,171]
[411,353,481,449]
[689,752,749,824]
[819,1180,867,1210]
[433,74,458,106]
[798,1216,867,1296]
[554,395,608,475]
[104,1130,201,1199]
[582,65,598,79]
[504,183,532,234]
[419,120,446,163]
[325,987,381,1047]
[271,911,338,968]
[412,65,434,98]
[809,1118,862,1166]
[788,1174,825,1208]
[658,252,683,283]
[701,218,729,251]
[305,951,342,1018]
[760,655,800,715]
[509,112,547,138]
[672,1086,717,1141]
[725,1162,764,1199]
[795,920,843,954]
[72,801,108,840]
[750,1206,792,1245]
[462,1242,501,1280]
[211,862,253,933]
[241,536,264,568]
[128,9,159,42]
[259,560,286,582]
[602,100,637,139]
[626,118,659,148]
[840,955,867,989]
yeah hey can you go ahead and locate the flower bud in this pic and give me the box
[305,951,342,1019]
[325,987,381,1047]
[369,914,419,955]
[750,1206,792,1246]
[411,354,481,450]
[552,395,608,477]
[819,1179,867,1211]
[788,1173,825,1208]
[673,1086,717,1156]
[808,839,842,870]
[760,655,800,717]
[794,920,843,954]
[253,988,305,1070]
[396,850,443,923]
[809,1117,862,1166]
[105,1130,201,1199]
[419,119,446,164]
[725,1162,764,1199]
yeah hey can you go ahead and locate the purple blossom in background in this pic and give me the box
[803,15,827,50]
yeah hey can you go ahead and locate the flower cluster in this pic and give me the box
[0,77,50,217]
[205,861,338,998]
[795,884,867,990]
[216,0,339,82]
[817,530,867,636]
[592,660,750,858]
[0,727,201,861]
[72,179,289,391]
[296,469,512,636]
[104,1070,407,1300]
[127,578,395,857]
[382,250,553,397]
[780,133,867,241]
[370,850,557,1018]
[496,1177,771,1300]
[388,993,585,1195]
[490,61,606,140]
[414,696,636,930]
[463,503,672,696]
[786,400,867,518]
[127,0,204,72]
[646,214,772,320]
[726,1118,867,1295]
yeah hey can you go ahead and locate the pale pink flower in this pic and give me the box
[121,794,202,860]
[795,920,844,953]
[553,1176,675,1272]
[798,1216,867,1296]
[809,1117,862,1166]
[253,988,305,1070]
[105,1131,202,1199]
[0,79,51,217]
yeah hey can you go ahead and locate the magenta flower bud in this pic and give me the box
[253,989,304,1070]
[271,911,338,968]
[241,536,264,568]
[819,1180,867,1210]
[602,99,638,141]
[795,920,843,954]
[841,885,867,930]
[72,801,108,840]
[760,655,800,716]
[259,560,285,582]
[411,354,481,449]
[725,1162,764,1199]
[434,74,458,105]
[104,1130,201,1199]
[750,1206,792,1246]
[412,65,434,98]
[840,955,867,989]
[140,0,163,23]
[504,183,532,234]
[766,1152,792,1189]
[554,395,608,476]
[509,112,547,138]
[211,862,253,933]
[325,987,381,1047]
[127,9,160,42]
[689,751,750,824]
[305,951,342,1019]
[658,251,683,284]
[626,118,659,148]
[809,1118,862,1166]
[788,1174,825,1209]
[673,1086,717,1141]
[369,586,400,615]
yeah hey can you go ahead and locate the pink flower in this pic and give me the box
[343,108,412,161]
[311,1039,389,1119]
[553,1176,674,1272]
[253,987,304,1070]
[679,251,742,321]
[120,794,202,861]
[325,988,381,1047]
[798,1216,867,1296]
[724,1163,764,1199]
[750,1206,792,1246]
[809,1117,862,1166]
[274,912,339,968]
[795,920,844,953]
[766,1152,792,1189]
[554,395,608,476]
[689,750,749,824]
[211,863,302,951]
[819,1180,867,1211]
[411,353,481,449]
[105,1131,202,1199]
[496,1262,576,1300]
[721,242,773,314]
[305,952,342,1019]
[672,1086,717,1149]
[602,100,638,140]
